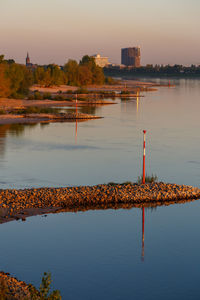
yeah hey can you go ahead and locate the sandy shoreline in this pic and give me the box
[29,81,160,94]
[0,98,115,109]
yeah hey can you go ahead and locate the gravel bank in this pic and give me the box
[0,112,102,125]
[0,272,31,299]
[0,182,200,224]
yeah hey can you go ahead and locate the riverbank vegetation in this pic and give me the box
[0,271,61,299]
[0,54,115,99]
[104,64,200,77]
[0,55,33,98]
[137,174,158,184]
[29,272,61,300]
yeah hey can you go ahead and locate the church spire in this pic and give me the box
[26,52,30,66]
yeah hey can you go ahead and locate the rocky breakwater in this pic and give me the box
[24,112,102,120]
[0,272,32,299]
[0,182,200,223]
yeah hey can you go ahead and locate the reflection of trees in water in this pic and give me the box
[79,106,97,114]
[0,125,10,157]
[0,123,39,157]
[40,122,50,128]
[8,123,38,136]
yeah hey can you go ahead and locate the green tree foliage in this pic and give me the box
[63,55,105,86]
[0,53,109,99]
[47,64,67,86]
[137,174,158,184]
[92,65,105,84]
[7,63,33,97]
[79,55,93,66]
[63,59,79,85]
[5,59,15,64]
[0,64,10,97]
[0,55,5,64]
[78,65,93,85]
[34,65,67,87]
[29,272,61,300]
[34,67,47,86]
[104,64,200,77]
[0,55,33,98]
[79,55,105,85]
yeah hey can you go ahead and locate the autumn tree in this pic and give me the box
[47,64,67,86]
[34,67,46,86]
[63,59,79,85]
[7,63,33,97]
[0,64,10,98]
[78,65,93,85]
[79,55,105,85]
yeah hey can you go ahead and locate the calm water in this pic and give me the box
[0,78,200,299]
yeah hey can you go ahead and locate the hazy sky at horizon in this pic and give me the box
[1,0,200,65]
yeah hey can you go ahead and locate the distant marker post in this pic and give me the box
[142,130,146,184]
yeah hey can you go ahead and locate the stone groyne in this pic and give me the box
[24,112,102,120]
[0,182,200,223]
[0,272,32,299]
[0,112,102,125]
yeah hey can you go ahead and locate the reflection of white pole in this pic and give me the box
[143,130,146,184]
[141,207,145,261]
[75,119,77,144]
[136,90,139,113]
[76,94,78,116]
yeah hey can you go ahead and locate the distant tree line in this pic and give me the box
[0,54,113,98]
[34,55,105,87]
[104,64,200,77]
[0,55,33,98]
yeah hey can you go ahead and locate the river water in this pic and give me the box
[0,78,200,299]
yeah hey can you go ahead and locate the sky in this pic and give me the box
[0,0,200,66]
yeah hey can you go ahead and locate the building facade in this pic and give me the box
[121,47,141,67]
[92,54,109,68]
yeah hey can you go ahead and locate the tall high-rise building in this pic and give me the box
[121,47,141,67]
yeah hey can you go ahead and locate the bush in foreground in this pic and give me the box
[137,174,158,184]
[29,272,61,300]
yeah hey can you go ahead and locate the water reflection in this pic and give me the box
[141,207,145,261]
[79,105,99,115]
[0,123,38,157]
[60,105,99,115]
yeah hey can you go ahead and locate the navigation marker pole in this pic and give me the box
[142,130,146,184]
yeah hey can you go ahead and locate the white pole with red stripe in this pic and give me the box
[142,130,146,184]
